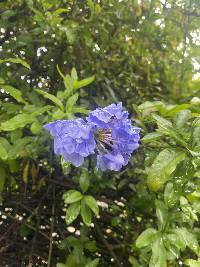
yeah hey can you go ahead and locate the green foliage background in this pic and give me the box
[0,0,200,266]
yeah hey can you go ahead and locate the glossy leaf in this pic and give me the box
[149,236,167,267]
[81,200,92,226]
[65,202,81,225]
[136,228,157,248]
[84,195,99,216]
[147,148,186,191]
[63,190,83,204]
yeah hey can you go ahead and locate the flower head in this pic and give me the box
[87,103,140,171]
[44,119,95,167]
[44,103,140,171]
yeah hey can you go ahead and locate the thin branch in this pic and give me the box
[1,211,50,240]
[95,222,123,267]
[47,185,55,267]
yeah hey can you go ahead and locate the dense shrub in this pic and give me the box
[0,0,200,266]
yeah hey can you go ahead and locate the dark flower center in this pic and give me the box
[94,128,115,153]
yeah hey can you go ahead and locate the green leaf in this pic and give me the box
[149,236,167,267]
[81,200,92,226]
[84,195,99,216]
[164,183,179,207]
[30,121,42,134]
[175,109,191,129]
[10,130,22,143]
[185,259,200,267]
[20,225,32,237]
[142,132,163,143]
[0,142,8,160]
[73,75,95,90]
[0,165,6,192]
[166,232,186,251]
[71,67,78,81]
[72,106,89,115]
[56,65,65,80]
[152,114,187,147]
[63,74,73,93]
[57,65,73,94]
[66,93,79,112]
[152,113,172,127]
[136,228,157,248]
[35,89,64,111]
[129,256,140,267]
[1,114,36,131]
[1,85,27,104]
[65,202,81,225]
[180,196,198,221]
[80,172,90,193]
[138,101,165,116]
[147,148,186,191]
[85,259,99,267]
[155,200,168,230]
[63,190,83,204]
[31,105,52,116]
[171,228,199,254]
[56,263,66,267]
[0,57,30,69]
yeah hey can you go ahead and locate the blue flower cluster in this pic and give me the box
[44,103,140,171]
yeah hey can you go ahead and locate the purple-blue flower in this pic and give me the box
[44,119,96,167]
[87,103,140,171]
[44,103,140,171]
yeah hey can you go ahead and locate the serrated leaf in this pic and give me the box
[147,148,186,191]
[0,57,30,69]
[84,195,99,216]
[63,190,83,204]
[136,228,157,248]
[35,89,64,110]
[81,200,92,226]
[1,85,27,104]
[65,202,81,225]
